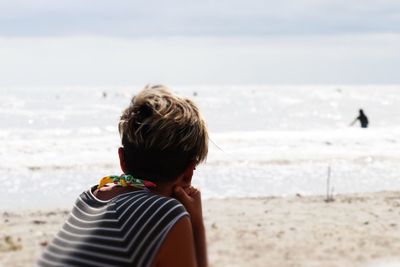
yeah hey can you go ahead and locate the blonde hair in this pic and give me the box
[119,85,208,181]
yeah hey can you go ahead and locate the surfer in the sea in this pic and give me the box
[350,109,369,128]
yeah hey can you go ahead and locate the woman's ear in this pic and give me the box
[118,147,128,173]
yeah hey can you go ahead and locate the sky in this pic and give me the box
[0,0,399,86]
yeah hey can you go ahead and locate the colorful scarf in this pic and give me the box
[97,174,157,190]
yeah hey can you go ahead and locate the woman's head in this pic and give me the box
[118,85,208,183]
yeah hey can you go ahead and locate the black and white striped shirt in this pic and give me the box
[37,187,188,267]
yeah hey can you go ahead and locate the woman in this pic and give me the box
[37,85,208,267]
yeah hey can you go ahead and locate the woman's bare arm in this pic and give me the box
[174,186,208,267]
[151,216,197,267]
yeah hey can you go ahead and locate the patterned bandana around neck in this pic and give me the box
[97,174,157,190]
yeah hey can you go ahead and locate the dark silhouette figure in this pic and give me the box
[350,109,369,128]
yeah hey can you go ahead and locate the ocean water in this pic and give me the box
[1,85,400,209]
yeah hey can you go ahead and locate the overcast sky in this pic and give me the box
[1,0,399,86]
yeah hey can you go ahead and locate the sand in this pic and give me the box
[1,191,400,267]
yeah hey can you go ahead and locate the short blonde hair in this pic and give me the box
[119,85,208,182]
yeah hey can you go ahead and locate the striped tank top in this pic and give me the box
[37,186,189,267]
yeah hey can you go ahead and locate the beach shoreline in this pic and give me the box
[1,191,400,267]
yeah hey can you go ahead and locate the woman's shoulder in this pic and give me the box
[111,190,189,225]
[112,189,185,208]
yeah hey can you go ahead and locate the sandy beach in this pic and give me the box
[1,191,400,267]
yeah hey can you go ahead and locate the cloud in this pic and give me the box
[1,1,398,85]
[0,0,400,37]
[0,34,399,86]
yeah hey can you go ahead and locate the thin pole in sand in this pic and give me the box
[327,165,330,199]
[325,165,334,202]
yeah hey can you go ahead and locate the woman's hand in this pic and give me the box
[173,186,204,228]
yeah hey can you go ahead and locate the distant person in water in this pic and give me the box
[350,109,369,128]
